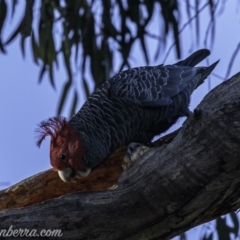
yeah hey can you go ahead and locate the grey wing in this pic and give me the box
[108,65,201,107]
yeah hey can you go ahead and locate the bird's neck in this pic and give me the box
[68,118,110,168]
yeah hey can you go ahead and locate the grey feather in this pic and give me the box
[69,49,219,168]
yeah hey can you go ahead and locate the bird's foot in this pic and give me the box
[122,142,150,170]
[178,108,193,118]
[127,142,143,159]
[184,108,202,119]
[185,108,193,117]
[193,108,202,118]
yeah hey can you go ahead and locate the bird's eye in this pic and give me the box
[59,153,67,162]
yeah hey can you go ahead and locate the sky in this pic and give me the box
[0,1,240,239]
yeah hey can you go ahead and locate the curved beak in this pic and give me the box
[75,168,91,178]
[58,167,76,183]
[58,167,91,182]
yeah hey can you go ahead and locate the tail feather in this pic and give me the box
[196,59,220,88]
[175,49,210,67]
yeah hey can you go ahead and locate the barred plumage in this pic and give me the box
[37,49,219,182]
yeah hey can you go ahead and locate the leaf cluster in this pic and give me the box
[0,0,215,115]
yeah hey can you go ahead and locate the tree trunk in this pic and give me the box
[1,73,240,240]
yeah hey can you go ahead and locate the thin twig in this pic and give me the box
[212,73,225,81]
[225,42,240,80]
[163,2,209,64]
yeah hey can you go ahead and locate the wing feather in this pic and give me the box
[107,49,218,107]
[108,65,202,107]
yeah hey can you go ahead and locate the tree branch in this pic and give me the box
[1,73,240,240]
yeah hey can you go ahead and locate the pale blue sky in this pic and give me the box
[0,1,240,239]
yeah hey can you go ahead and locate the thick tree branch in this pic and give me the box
[0,129,178,210]
[1,73,240,240]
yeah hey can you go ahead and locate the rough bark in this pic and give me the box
[1,73,240,240]
[0,130,178,211]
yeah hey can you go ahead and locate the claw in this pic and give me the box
[127,142,143,160]
[185,108,193,117]
[193,108,202,118]
[122,142,150,170]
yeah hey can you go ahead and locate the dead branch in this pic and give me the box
[1,73,240,240]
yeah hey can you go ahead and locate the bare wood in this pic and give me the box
[0,129,177,211]
[0,148,125,210]
[1,73,240,240]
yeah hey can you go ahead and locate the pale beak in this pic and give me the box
[58,167,91,182]
[75,168,91,178]
[58,167,76,183]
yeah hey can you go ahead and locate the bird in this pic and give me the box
[36,49,219,182]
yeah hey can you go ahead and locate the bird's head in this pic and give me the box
[36,116,91,182]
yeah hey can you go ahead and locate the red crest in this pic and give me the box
[36,116,68,147]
